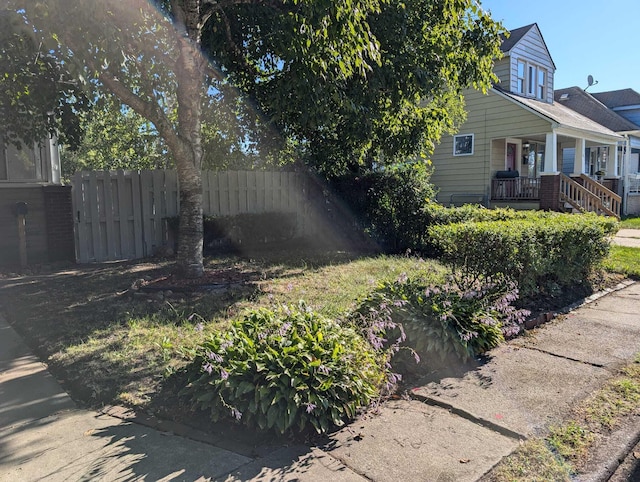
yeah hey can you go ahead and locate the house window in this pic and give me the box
[453,134,474,156]
[538,70,546,99]
[517,60,526,94]
[0,138,45,182]
[528,65,536,96]
[516,60,547,100]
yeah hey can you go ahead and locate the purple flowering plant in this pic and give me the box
[354,273,530,363]
[181,303,386,434]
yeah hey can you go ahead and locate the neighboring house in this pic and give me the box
[0,135,75,267]
[554,87,640,215]
[592,89,640,215]
[429,23,623,217]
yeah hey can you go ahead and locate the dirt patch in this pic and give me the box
[136,267,256,292]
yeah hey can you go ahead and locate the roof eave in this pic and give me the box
[491,88,622,143]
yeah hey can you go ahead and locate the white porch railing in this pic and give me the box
[627,173,640,194]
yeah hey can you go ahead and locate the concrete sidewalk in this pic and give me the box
[613,228,640,248]
[2,282,640,481]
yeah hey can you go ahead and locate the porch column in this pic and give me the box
[543,131,558,173]
[573,138,586,176]
[606,143,619,177]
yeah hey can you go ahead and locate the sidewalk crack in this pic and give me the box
[407,392,526,441]
[518,345,608,369]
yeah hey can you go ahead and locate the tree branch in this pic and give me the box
[95,67,182,155]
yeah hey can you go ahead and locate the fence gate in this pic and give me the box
[71,169,310,263]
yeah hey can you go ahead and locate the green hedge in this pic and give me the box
[428,212,618,298]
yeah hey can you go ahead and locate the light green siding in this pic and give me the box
[430,89,551,204]
[493,58,511,91]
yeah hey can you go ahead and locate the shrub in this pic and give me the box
[353,275,528,365]
[181,304,386,434]
[329,162,436,252]
[428,212,618,298]
[423,202,524,226]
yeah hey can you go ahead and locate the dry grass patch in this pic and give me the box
[0,252,445,412]
[483,439,571,482]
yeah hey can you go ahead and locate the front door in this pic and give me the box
[506,143,517,172]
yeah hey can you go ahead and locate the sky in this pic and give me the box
[479,0,640,94]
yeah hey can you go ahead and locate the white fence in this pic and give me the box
[71,170,312,262]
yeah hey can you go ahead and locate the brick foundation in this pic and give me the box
[539,174,561,212]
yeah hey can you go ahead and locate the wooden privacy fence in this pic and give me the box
[71,170,312,262]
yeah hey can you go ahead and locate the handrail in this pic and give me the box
[559,174,618,218]
[577,174,621,218]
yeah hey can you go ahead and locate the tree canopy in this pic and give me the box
[0,9,89,149]
[4,0,504,276]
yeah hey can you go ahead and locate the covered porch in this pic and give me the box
[489,127,623,217]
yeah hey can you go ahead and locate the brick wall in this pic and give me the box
[43,185,75,262]
[539,174,560,211]
[0,185,75,267]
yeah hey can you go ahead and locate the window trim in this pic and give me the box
[515,58,547,100]
[453,133,474,156]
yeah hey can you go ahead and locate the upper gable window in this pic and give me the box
[527,65,536,96]
[516,59,547,101]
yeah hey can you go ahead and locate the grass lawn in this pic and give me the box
[604,245,640,278]
[0,251,446,411]
[620,216,640,229]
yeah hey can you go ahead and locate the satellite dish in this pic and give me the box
[584,75,598,91]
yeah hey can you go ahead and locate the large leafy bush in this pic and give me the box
[181,305,386,434]
[329,162,436,252]
[354,275,528,364]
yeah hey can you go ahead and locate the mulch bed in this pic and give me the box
[137,267,256,293]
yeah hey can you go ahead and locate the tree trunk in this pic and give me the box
[173,0,206,278]
[176,161,204,278]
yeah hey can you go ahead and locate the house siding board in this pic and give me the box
[493,58,511,90]
[616,110,640,126]
[431,89,551,201]
[491,140,506,173]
